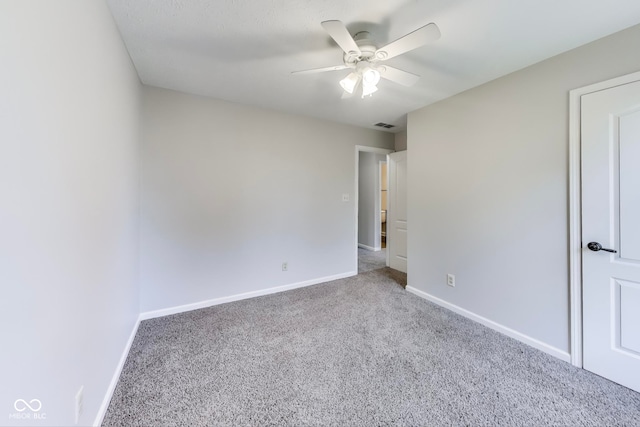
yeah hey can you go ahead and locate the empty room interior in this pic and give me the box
[3,1,640,426]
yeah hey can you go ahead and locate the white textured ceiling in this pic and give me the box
[106,0,640,132]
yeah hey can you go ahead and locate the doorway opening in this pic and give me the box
[380,160,388,249]
[354,145,393,274]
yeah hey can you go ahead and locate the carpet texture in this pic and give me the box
[103,270,640,426]
[358,248,387,273]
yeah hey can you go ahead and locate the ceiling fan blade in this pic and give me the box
[321,20,361,56]
[379,66,420,86]
[375,23,440,60]
[291,65,349,75]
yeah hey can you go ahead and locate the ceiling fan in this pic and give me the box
[292,20,441,98]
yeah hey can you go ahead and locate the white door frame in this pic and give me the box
[354,145,394,273]
[568,70,640,368]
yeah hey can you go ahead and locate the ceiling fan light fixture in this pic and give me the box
[360,66,380,98]
[361,83,378,98]
[362,68,381,86]
[339,72,360,94]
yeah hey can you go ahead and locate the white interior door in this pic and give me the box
[388,151,407,273]
[582,79,640,392]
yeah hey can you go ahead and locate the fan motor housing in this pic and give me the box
[344,31,378,66]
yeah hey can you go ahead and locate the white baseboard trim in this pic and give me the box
[358,243,380,251]
[94,315,141,427]
[140,271,357,321]
[406,286,571,363]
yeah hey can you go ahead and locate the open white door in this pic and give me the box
[388,151,407,273]
[582,78,640,392]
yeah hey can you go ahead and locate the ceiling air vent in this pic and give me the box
[374,122,395,129]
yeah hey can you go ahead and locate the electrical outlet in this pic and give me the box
[75,386,84,424]
[282,262,288,271]
[447,274,455,287]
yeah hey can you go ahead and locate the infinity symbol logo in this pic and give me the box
[14,399,42,412]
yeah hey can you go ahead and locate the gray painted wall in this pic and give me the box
[139,87,394,313]
[407,24,640,355]
[395,131,408,151]
[0,1,141,425]
[358,152,387,249]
